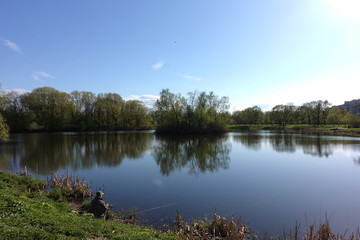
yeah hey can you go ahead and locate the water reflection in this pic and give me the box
[232,132,360,157]
[152,134,231,175]
[232,133,262,151]
[353,156,360,165]
[269,134,297,153]
[297,136,333,157]
[1,132,360,176]
[0,132,153,175]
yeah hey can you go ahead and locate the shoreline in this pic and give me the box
[228,124,360,137]
[0,171,180,240]
[7,125,360,138]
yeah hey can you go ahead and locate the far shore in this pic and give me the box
[6,124,360,138]
[228,124,360,137]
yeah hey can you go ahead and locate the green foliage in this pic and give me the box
[122,100,153,129]
[70,90,97,130]
[154,89,230,133]
[269,104,297,126]
[0,87,153,132]
[231,100,341,127]
[48,186,68,202]
[344,112,360,128]
[1,86,358,133]
[94,93,124,129]
[326,107,348,125]
[21,87,74,131]
[232,106,264,125]
[0,113,9,141]
[0,91,33,132]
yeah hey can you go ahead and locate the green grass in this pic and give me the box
[0,171,180,240]
[227,124,281,131]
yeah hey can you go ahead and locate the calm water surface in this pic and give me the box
[1,131,360,235]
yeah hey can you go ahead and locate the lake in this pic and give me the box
[1,131,360,235]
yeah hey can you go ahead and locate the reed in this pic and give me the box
[176,212,249,240]
[47,173,92,201]
[174,213,360,240]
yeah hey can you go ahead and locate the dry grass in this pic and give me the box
[274,221,360,240]
[173,213,360,240]
[47,173,92,201]
[175,212,250,240]
[303,222,360,240]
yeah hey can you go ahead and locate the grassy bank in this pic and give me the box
[228,124,360,137]
[0,171,180,240]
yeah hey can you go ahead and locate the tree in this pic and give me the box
[154,89,186,129]
[0,89,10,140]
[121,100,152,129]
[0,91,33,131]
[0,114,9,141]
[344,112,360,128]
[93,93,124,129]
[298,100,330,125]
[154,89,230,133]
[231,106,264,125]
[22,87,74,130]
[269,104,296,126]
[70,91,97,130]
[326,107,347,125]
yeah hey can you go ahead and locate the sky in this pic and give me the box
[1,0,359,111]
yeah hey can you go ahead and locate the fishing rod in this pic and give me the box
[136,203,177,214]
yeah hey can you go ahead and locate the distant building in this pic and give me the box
[338,99,360,115]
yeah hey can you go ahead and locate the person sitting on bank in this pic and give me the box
[88,191,109,219]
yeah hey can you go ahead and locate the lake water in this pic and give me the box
[1,131,360,235]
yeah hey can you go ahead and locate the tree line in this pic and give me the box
[1,87,360,141]
[0,87,153,134]
[231,100,360,127]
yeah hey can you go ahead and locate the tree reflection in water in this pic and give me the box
[353,156,360,165]
[1,132,360,176]
[232,133,263,151]
[0,132,153,175]
[152,134,231,175]
[232,132,360,158]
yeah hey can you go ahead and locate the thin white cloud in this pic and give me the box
[35,71,55,79]
[126,94,159,108]
[31,73,42,82]
[181,75,202,81]
[31,71,55,82]
[3,39,22,54]
[152,60,165,70]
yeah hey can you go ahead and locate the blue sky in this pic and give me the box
[1,0,359,110]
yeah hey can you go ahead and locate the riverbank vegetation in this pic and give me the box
[0,171,180,239]
[0,87,359,136]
